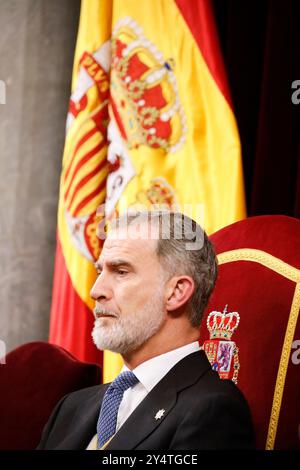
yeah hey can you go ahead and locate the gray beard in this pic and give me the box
[91,295,165,356]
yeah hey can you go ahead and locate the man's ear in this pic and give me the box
[165,276,195,312]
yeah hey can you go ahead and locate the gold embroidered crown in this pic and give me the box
[206,305,240,340]
[110,17,187,153]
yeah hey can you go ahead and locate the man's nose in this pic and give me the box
[90,273,111,301]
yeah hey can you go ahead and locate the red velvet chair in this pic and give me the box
[200,215,300,449]
[0,341,101,450]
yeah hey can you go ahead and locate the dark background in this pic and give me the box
[213,0,300,218]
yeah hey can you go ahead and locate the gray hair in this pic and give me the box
[109,211,218,327]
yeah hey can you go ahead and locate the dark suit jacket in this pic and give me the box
[37,351,254,450]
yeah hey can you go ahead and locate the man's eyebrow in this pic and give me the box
[94,259,133,271]
[108,259,134,270]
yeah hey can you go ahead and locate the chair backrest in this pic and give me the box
[200,215,300,450]
[0,341,101,449]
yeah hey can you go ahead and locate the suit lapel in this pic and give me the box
[56,384,109,449]
[106,350,211,450]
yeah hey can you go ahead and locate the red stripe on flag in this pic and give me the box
[64,140,106,201]
[64,126,98,183]
[66,158,108,210]
[73,179,107,216]
[175,0,232,107]
[49,234,103,366]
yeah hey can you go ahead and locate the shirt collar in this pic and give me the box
[121,341,201,392]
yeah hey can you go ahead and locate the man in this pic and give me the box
[37,211,254,450]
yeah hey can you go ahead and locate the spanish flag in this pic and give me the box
[49,0,246,383]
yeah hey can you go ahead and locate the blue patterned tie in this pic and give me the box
[97,370,139,449]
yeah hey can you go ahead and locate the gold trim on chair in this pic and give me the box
[217,249,300,450]
[218,249,300,283]
[265,282,300,449]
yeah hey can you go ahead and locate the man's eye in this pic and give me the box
[117,270,127,275]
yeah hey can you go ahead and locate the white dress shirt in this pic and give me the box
[86,341,200,449]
